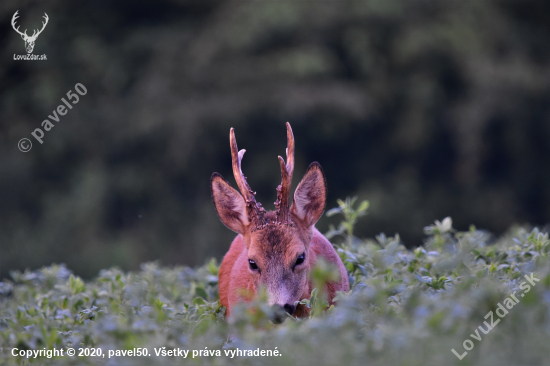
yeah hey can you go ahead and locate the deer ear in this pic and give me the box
[291,162,327,228]
[211,173,250,234]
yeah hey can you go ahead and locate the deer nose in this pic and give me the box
[283,303,296,315]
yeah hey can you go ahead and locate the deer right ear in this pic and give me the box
[290,162,327,228]
[211,173,250,234]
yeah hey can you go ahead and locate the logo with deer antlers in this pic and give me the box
[11,10,49,54]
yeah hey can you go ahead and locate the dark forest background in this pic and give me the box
[1,0,550,279]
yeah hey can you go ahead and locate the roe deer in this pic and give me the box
[211,123,349,319]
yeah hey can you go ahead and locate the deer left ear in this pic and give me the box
[291,162,327,228]
[211,173,250,234]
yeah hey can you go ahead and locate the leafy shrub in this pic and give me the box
[1,199,549,365]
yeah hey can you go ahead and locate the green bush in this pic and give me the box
[1,199,549,365]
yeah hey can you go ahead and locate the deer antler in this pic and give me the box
[275,122,295,224]
[30,13,49,40]
[230,128,267,230]
[11,11,28,38]
[11,11,49,41]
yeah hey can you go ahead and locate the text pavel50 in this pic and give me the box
[31,83,87,145]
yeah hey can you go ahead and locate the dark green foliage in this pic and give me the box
[1,200,549,365]
[2,0,550,278]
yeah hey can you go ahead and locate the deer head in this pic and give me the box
[12,11,49,54]
[211,123,327,314]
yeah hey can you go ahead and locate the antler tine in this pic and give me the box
[230,128,266,228]
[230,128,251,202]
[33,13,49,38]
[11,11,27,37]
[275,122,295,224]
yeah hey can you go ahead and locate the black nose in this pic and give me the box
[270,305,286,324]
[283,303,296,315]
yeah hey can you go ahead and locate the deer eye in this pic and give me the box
[294,253,305,267]
[248,259,259,271]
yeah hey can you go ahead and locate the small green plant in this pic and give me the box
[297,258,340,317]
[1,200,549,366]
[325,196,369,247]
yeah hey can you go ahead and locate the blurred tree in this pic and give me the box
[1,0,549,278]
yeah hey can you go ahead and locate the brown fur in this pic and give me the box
[212,124,349,319]
[219,227,349,317]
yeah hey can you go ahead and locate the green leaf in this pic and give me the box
[195,287,208,300]
[357,200,370,213]
[69,275,86,295]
